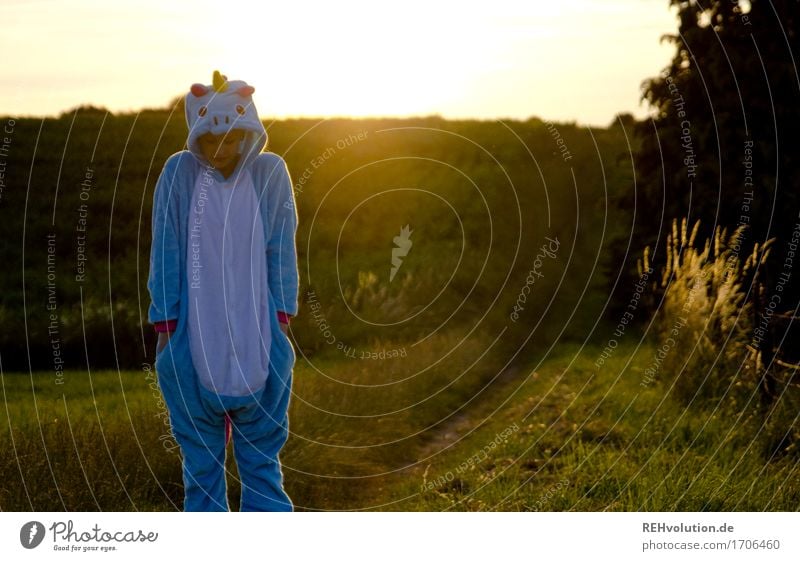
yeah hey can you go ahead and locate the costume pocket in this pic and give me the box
[154,332,174,368]
[267,288,295,362]
[282,327,296,364]
[283,330,295,361]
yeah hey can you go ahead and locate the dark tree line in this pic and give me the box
[624,0,800,341]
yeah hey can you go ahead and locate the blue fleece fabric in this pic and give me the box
[148,75,299,511]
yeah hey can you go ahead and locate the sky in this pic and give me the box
[1,0,678,127]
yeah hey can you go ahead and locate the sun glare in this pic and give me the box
[1,0,676,124]
[220,2,484,118]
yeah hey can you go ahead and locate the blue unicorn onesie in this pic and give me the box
[148,71,298,511]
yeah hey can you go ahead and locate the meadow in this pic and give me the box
[0,109,633,371]
[1,108,796,511]
[1,327,510,510]
[3,340,797,511]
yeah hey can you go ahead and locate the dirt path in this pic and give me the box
[352,363,527,510]
[413,364,523,465]
[289,360,530,511]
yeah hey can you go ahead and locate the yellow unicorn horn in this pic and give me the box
[212,70,229,93]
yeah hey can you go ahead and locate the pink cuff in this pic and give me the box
[154,319,177,333]
[277,311,292,325]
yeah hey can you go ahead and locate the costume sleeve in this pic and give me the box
[147,156,182,327]
[266,157,300,317]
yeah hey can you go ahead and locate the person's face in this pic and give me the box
[198,130,245,172]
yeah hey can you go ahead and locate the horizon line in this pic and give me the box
[0,105,646,129]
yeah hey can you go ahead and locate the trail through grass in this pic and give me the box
[2,339,796,511]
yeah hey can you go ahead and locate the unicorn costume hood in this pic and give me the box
[184,70,268,174]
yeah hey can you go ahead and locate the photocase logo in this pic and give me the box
[390,224,413,282]
[20,521,45,549]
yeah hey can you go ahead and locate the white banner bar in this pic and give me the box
[2,512,798,560]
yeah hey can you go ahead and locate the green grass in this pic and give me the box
[2,340,797,511]
[375,342,800,511]
[0,364,185,510]
[281,326,510,510]
[0,327,508,511]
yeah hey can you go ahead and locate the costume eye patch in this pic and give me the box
[235,105,246,115]
[198,106,207,117]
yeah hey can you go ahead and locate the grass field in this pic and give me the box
[1,326,507,511]
[376,343,800,511]
[2,339,797,511]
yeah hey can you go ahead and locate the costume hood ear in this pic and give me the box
[190,84,210,97]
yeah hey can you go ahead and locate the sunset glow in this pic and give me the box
[2,0,676,125]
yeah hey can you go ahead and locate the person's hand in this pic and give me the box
[156,331,173,355]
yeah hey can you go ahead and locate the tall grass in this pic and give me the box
[641,218,772,410]
[638,219,799,460]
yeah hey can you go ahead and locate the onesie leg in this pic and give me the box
[177,412,229,512]
[230,402,292,512]
[156,351,230,512]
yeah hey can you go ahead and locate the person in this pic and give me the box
[147,70,299,511]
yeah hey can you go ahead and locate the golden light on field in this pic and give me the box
[2,0,676,125]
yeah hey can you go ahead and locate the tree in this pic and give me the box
[624,0,800,313]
